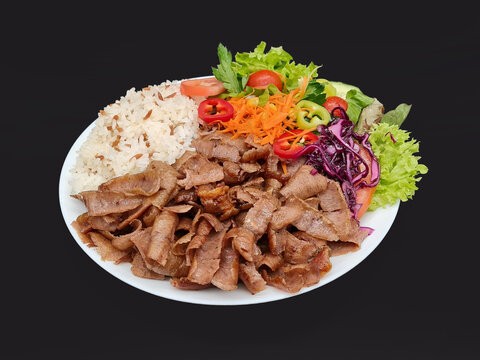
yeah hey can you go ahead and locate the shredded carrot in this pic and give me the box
[218,87,303,145]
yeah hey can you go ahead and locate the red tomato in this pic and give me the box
[273,130,319,159]
[323,96,348,117]
[180,77,225,97]
[197,98,234,123]
[356,186,377,219]
[355,146,377,219]
[246,70,283,91]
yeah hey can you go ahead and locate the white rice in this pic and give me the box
[69,80,202,194]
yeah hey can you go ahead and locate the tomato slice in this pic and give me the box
[355,186,377,219]
[198,98,234,123]
[246,70,283,91]
[323,96,349,118]
[180,77,226,97]
[355,146,377,219]
[273,130,319,159]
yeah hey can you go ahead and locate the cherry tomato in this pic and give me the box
[323,96,349,118]
[246,70,283,91]
[180,77,225,97]
[273,130,319,159]
[355,146,377,219]
[197,98,234,123]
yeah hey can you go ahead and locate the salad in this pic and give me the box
[180,41,429,221]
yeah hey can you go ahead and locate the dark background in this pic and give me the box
[3,3,479,359]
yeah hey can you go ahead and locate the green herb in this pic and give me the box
[212,43,242,94]
[302,81,326,105]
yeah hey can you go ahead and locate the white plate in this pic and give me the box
[59,120,399,306]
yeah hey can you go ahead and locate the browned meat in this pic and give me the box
[177,154,224,189]
[88,232,131,264]
[172,188,198,204]
[323,208,355,238]
[265,178,282,196]
[233,211,248,227]
[196,184,239,220]
[256,252,283,272]
[211,241,239,291]
[285,156,306,175]
[195,131,250,155]
[142,206,161,227]
[243,195,278,239]
[268,228,286,255]
[240,162,262,173]
[270,196,305,231]
[185,234,207,266]
[170,277,211,290]
[131,253,165,280]
[191,137,241,163]
[292,231,328,249]
[264,153,290,183]
[241,143,271,162]
[338,220,370,246]
[109,218,143,250]
[242,176,265,188]
[71,129,376,295]
[304,197,321,209]
[75,191,144,217]
[227,227,256,262]
[230,186,257,206]
[262,247,331,293]
[88,213,123,232]
[98,160,175,196]
[282,229,319,265]
[71,216,94,246]
[281,197,338,241]
[303,247,332,287]
[292,207,338,241]
[130,227,189,278]
[318,179,349,212]
[147,210,179,265]
[239,262,267,294]
[279,165,328,200]
[223,161,245,185]
[171,150,196,171]
[327,241,360,256]
[176,216,193,232]
[172,232,193,256]
[196,212,226,232]
[187,227,227,285]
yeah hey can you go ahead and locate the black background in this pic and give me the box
[3,3,479,359]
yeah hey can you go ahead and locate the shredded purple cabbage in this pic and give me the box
[303,108,380,219]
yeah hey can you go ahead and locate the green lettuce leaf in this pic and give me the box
[368,122,428,210]
[346,89,375,124]
[381,103,412,127]
[231,41,320,92]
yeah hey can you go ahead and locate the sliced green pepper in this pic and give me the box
[295,100,331,129]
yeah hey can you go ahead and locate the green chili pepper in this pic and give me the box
[295,100,331,129]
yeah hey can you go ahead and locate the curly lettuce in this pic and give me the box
[213,41,320,94]
[368,122,428,210]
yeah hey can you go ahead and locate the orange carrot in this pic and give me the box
[219,88,301,145]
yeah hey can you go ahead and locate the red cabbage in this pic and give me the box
[303,109,379,219]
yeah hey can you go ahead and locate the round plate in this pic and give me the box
[59,117,399,306]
